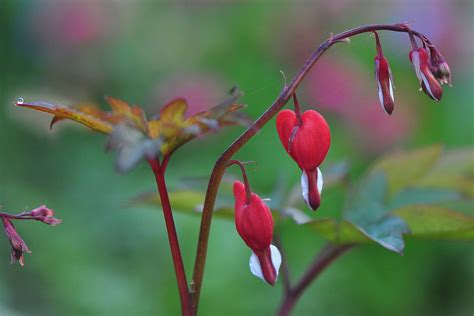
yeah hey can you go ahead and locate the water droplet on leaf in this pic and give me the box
[17,97,24,104]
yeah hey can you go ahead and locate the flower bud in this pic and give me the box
[409,47,443,101]
[29,205,62,226]
[1,217,31,266]
[428,45,452,86]
[375,56,395,115]
[373,32,395,115]
[233,181,281,285]
[30,205,54,217]
[276,109,330,210]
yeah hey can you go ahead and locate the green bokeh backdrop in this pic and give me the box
[1,1,473,315]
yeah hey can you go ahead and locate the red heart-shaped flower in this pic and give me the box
[276,109,331,171]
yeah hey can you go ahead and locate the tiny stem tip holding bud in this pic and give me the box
[373,31,383,56]
[227,160,252,204]
[408,29,419,49]
[292,94,303,126]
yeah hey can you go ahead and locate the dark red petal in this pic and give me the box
[256,247,277,286]
[276,109,297,153]
[304,168,321,211]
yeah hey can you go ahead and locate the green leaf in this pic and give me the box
[388,188,460,209]
[343,171,409,254]
[304,218,370,244]
[393,205,474,240]
[415,148,474,197]
[372,146,442,197]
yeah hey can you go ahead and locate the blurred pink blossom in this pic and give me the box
[30,0,112,51]
[151,74,224,117]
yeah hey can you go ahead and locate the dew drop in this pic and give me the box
[16,97,24,104]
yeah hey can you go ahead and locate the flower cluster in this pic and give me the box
[373,30,452,114]
[1,205,61,266]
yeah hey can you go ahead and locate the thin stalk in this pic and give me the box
[292,94,303,126]
[191,23,428,313]
[277,244,354,316]
[373,31,383,56]
[226,160,252,203]
[149,159,193,316]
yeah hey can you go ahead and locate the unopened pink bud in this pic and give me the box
[428,45,452,86]
[30,205,54,217]
[373,31,395,115]
[1,217,31,266]
[409,48,443,101]
[29,205,62,226]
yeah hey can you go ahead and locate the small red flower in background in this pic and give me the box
[409,47,443,101]
[1,217,31,266]
[276,108,330,211]
[233,181,281,285]
[373,32,395,115]
[1,205,61,266]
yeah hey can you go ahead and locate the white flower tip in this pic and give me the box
[301,170,310,207]
[317,167,323,193]
[249,244,281,285]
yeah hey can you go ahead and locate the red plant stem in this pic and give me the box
[149,159,193,316]
[373,31,383,56]
[0,213,39,220]
[408,30,419,49]
[277,244,353,316]
[292,94,303,126]
[191,23,429,312]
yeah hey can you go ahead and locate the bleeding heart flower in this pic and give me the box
[373,32,395,115]
[409,47,443,101]
[233,181,281,285]
[276,109,331,210]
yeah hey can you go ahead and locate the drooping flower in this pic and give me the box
[409,47,443,101]
[276,109,331,210]
[1,205,61,265]
[373,32,395,115]
[1,217,31,266]
[428,45,452,86]
[233,181,281,285]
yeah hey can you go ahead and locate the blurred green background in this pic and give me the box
[1,1,473,315]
